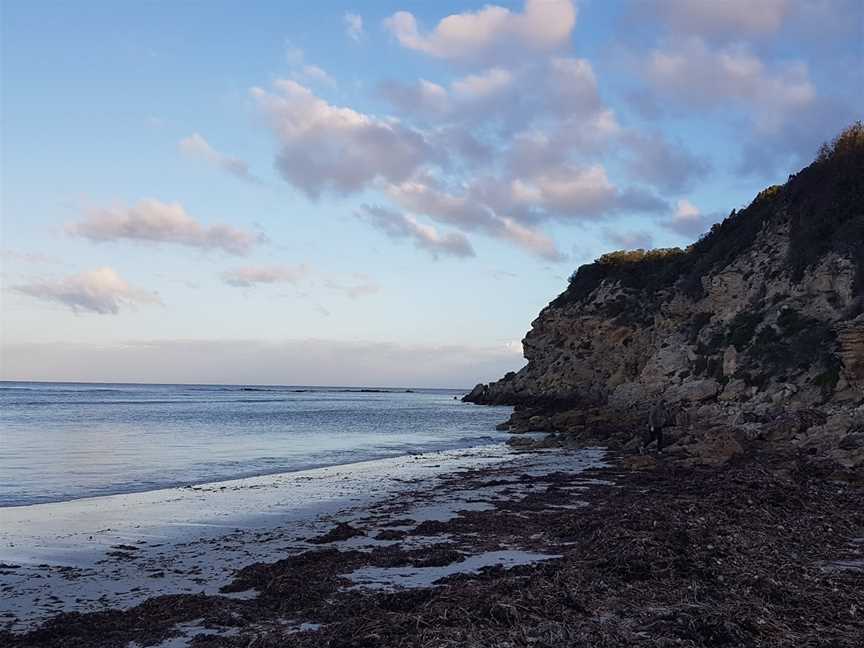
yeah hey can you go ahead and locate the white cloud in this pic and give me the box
[179,133,259,183]
[344,12,364,41]
[662,199,717,238]
[252,79,433,197]
[13,267,161,315]
[503,339,524,355]
[494,161,667,222]
[384,0,576,62]
[221,264,309,287]
[250,41,677,262]
[644,39,815,132]
[380,57,606,133]
[296,64,335,87]
[358,205,475,259]
[451,67,514,100]
[67,199,261,255]
[509,164,618,217]
[498,217,565,262]
[385,178,564,261]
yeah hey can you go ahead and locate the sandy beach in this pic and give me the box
[3,441,863,647]
[0,443,606,635]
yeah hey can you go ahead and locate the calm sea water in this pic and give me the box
[0,382,511,507]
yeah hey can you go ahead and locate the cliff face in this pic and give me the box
[467,128,864,427]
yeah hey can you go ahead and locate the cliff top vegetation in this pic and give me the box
[552,122,864,308]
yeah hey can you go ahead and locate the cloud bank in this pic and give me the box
[0,339,525,389]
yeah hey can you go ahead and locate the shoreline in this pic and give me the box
[0,434,504,509]
[3,442,863,647]
[0,442,603,632]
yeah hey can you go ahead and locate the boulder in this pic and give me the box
[463,383,487,403]
[837,317,864,383]
[723,346,739,376]
[672,379,721,403]
[679,430,744,467]
[719,379,748,401]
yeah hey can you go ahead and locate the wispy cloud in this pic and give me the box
[1,248,64,266]
[67,199,262,255]
[284,44,336,87]
[221,264,309,287]
[324,274,380,299]
[357,205,475,259]
[179,133,260,183]
[344,12,363,41]
[13,267,161,315]
[384,178,566,261]
[220,264,380,300]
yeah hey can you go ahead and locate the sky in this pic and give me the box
[1,0,861,387]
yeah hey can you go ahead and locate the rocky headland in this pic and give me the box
[466,124,864,477]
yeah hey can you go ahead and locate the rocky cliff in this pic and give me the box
[467,124,864,471]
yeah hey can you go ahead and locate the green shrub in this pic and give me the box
[751,308,838,376]
[788,121,864,295]
[726,311,763,351]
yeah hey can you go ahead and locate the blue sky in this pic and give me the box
[1,0,861,386]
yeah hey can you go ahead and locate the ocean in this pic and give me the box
[0,381,511,507]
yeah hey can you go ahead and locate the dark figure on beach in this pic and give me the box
[643,399,672,454]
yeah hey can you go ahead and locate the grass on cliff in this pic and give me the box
[552,122,864,308]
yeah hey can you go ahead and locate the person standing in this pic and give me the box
[644,399,671,454]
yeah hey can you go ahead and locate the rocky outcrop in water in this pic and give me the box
[468,124,864,471]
